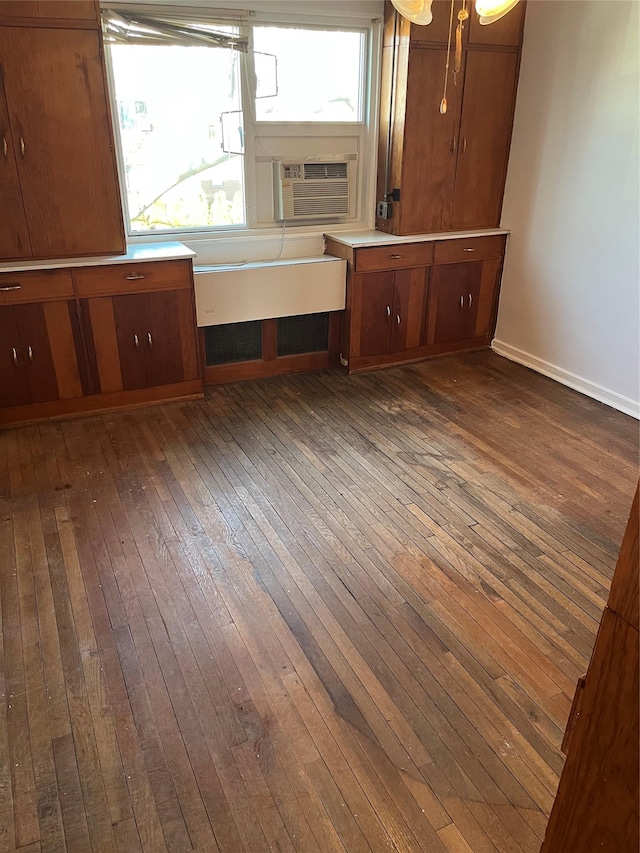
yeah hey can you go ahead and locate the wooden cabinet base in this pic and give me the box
[0,380,203,428]
[346,337,493,373]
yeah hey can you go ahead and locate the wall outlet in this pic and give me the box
[377,201,391,219]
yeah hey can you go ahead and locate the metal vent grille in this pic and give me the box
[293,181,349,197]
[204,321,262,365]
[277,313,329,357]
[303,162,348,179]
[293,195,350,216]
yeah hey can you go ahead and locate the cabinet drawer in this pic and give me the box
[354,243,434,272]
[0,269,74,304]
[74,259,192,297]
[434,236,505,265]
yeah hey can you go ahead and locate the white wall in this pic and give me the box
[495,0,639,417]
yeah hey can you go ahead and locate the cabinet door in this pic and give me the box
[391,267,429,353]
[111,293,149,391]
[0,70,31,259]
[355,272,394,357]
[397,47,464,234]
[14,302,60,403]
[110,290,192,391]
[468,2,525,47]
[429,262,483,345]
[0,26,125,259]
[0,306,30,407]
[144,290,189,388]
[451,50,519,229]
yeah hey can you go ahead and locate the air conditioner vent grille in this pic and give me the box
[293,197,350,215]
[292,181,349,198]
[303,162,348,180]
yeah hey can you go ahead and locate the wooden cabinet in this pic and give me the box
[377,0,524,236]
[425,236,504,348]
[0,256,202,426]
[0,2,99,24]
[78,259,199,398]
[325,232,505,373]
[541,485,639,853]
[356,268,429,358]
[0,18,125,261]
[0,272,85,410]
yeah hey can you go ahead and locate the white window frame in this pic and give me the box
[102,4,382,245]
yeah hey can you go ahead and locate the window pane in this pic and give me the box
[253,27,364,122]
[110,44,245,232]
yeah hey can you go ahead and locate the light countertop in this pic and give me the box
[0,242,195,274]
[323,228,509,248]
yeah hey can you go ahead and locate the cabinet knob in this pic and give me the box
[19,137,25,158]
[2,137,6,158]
[459,295,464,309]
[134,334,139,350]
[12,347,18,367]
[396,314,401,325]
[386,305,391,317]
[389,254,402,259]
[27,345,33,364]
[468,293,473,308]
[125,272,146,281]
[461,137,467,155]
[147,332,153,349]
[463,248,475,252]
[451,137,457,154]
[0,283,21,292]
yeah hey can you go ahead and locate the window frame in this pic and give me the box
[103,7,380,241]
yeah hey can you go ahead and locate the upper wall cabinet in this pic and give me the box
[0,2,99,24]
[377,0,525,236]
[0,15,125,261]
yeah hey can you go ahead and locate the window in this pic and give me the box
[253,27,365,123]
[104,8,373,235]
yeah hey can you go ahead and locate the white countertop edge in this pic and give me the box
[0,242,195,274]
[323,228,510,248]
[195,255,344,273]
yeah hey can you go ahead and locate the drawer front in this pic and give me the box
[355,243,434,272]
[74,259,192,298]
[0,269,74,304]
[434,236,506,265]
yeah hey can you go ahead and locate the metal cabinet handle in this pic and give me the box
[468,293,473,308]
[462,137,467,155]
[147,332,153,349]
[125,272,145,281]
[463,248,476,252]
[459,295,464,309]
[19,137,24,157]
[2,137,6,158]
[451,137,457,154]
[27,345,33,363]
[12,347,18,366]
[0,283,21,291]
[386,305,391,317]
[389,254,402,259]
[134,334,139,350]
[396,314,401,325]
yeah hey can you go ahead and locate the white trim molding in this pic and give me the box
[491,340,640,420]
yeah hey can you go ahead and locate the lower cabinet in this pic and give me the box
[325,233,506,373]
[356,267,430,357]
[0,257,201,425]
[83,288,198,394]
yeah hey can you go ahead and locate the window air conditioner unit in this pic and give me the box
[274,160,355,221]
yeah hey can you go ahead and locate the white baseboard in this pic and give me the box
[491,340,640,419]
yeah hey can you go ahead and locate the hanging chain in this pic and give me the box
[440,0,456,114]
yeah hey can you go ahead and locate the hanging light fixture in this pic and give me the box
[391,0,520,28]
[390,0,433,26]
[475,0,520,24]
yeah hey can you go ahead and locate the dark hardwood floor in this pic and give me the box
[0,351,637,853]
